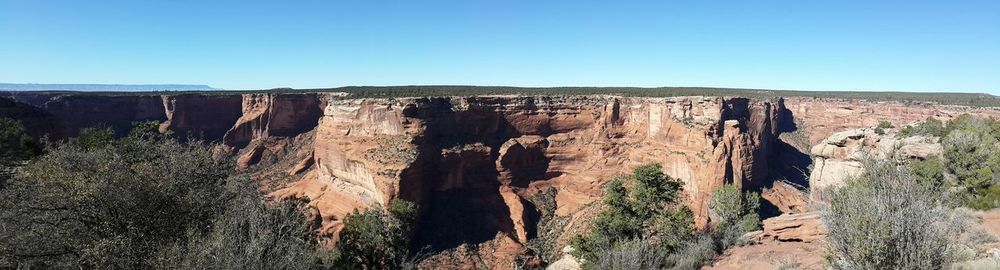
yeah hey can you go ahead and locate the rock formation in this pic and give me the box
[784,97,1000,145]
[283,95,786,259]
[761,181,810,214]
[758,212,825,242]
[8,91,1000,268]
[808,128,943,200]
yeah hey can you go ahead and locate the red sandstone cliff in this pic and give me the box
[268,95,784,264]
[10,92,1000,268]
[784,97,1000,144]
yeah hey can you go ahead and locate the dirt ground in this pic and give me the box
[706,209,1000,270]
[703,240,826,270]
[981,209,1000,238]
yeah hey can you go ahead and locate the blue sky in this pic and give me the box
[1,1,998,94]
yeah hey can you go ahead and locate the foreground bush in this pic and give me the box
[943,129,998,189]
[824,159,956,270]
[335,200,419,270]
[0,117,40,184]
[709,184,761,248]
[155,180,329,270]
[0,127,232,268]
[588,238,669,270]
[570,164,765,269]
[570,163,692,269]
[897,115,1000,209]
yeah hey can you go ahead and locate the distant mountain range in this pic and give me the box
[0,83,219,91]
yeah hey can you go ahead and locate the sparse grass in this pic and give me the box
[363,135,417,165]
[775,257,802,270]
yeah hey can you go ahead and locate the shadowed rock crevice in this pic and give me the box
[406,108,526,251]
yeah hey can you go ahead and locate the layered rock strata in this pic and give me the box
[275,95,785,256]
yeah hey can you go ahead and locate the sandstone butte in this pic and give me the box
[4,92,1000,268]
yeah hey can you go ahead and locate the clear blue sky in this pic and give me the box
[1,0,998,94]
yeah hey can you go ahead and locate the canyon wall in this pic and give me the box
[7,91,1000,267]
[273,95,786,257]
[2,93,787,254]
[3,93,325,143]
[784,97,1000,144]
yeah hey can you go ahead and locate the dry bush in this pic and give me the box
[664,235,717,270]
[589,238,670,270]
[824,159,957,270]
[775,257,802,270]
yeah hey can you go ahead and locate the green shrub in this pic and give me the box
[76,126,115,150]
[588,238,670,270]
[0,130,232,268]
[966,184,1000,210]
[0,117,40,184]
[910,156,946,191]
[709,184,761,248]
[0,117,39,163]
[335,200,419,270]
[902,115,1000,209]
[154,180,329,270]
[874,127,885,135]
[570,163,692,269]
[877,120,894,129]
[898,117,946,138]
[663,235,717,270]
[824,159,955,270]
[943,130,998,189]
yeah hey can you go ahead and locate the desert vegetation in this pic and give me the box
[0,123,419,269]
[0,117,40,183]
[4,99,1000,269]
[824,159,955,269]
[898,115,1000,209]
[569,164,760,269]
[819,114,1000,269]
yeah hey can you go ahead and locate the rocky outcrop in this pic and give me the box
[2,92,325,143]
[160,94,243,140]
[223,93,325,148]
[762,181,810,214]
[39,95,168,138]
[784,97,1000,145]
[546,246,581,270]
[808,128,942,200]
[758,212,825,242]
[284,95,786,267]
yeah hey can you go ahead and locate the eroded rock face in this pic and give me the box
[288,95,786,263]
[762,181,810,214]
[160,94,243,140]
[784,97,1000,145]
[759,212,826,242]
[40,95,168,138]
[223,93,325,148]
[808,128,943,201]
[17,92,999,268]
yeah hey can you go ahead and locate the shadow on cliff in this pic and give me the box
[0,97,64,139]
[759,106,812,218]
[398,98,554,253]
[772,105,811,188]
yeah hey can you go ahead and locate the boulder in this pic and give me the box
[546,246,581,270]
[759,212,826,242]
[808,128,942,201]
[762,181,810,214]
